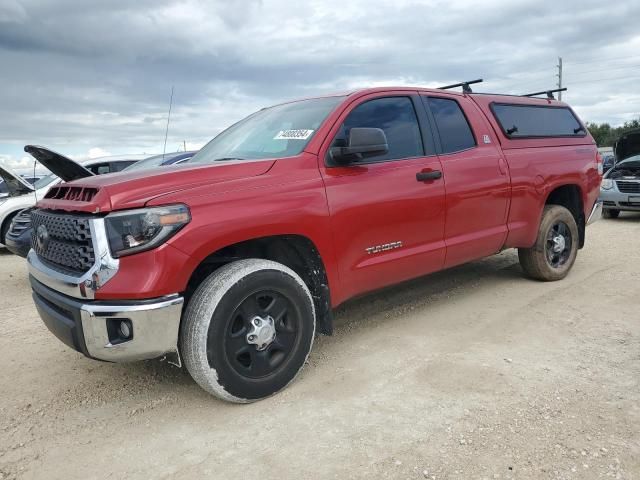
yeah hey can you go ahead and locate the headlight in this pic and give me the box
[105,204,190,257]
[600,179,614,190]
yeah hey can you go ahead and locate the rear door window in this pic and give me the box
[425,97,476,154]
[491,104,584,138]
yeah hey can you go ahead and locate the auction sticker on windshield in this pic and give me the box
[274,129,314,140]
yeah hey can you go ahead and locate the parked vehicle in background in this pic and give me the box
[122,151,197,171]
[601,154,615,172]
[26,85,602,403]
[0,173,45,198]
[599,128,640,218]
[0,154,145,250]
[5,151,197,257]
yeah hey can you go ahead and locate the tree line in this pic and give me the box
[586,118,640,147]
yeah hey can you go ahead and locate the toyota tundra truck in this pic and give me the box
[25,84,603,403]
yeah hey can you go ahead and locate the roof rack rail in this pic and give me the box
[438,78,483,94]
[522,87,567,100]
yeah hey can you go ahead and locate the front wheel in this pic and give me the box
[180,259,316,403]
[518,205,579,281]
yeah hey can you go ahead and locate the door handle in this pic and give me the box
[416,170,442,182]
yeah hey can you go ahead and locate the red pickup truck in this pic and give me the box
[26,85,603,402]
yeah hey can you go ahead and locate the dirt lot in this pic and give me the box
[0,215,638,480]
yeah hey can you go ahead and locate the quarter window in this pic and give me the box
[334,97,424,162]
[426,97,476,154]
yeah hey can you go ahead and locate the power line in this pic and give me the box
[567,64,640,76]
[564,53,640,66]
[569,74,640,86]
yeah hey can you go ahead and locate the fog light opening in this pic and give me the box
[106,318,134,345]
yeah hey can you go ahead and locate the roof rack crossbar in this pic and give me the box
[522,87,567,99]
[438,78,483,94]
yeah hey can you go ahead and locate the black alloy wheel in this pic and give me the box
[545,221,572,268]
[217,289,300,379]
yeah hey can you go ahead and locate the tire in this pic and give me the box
[180,259,316,403]
[603,209,620,219]
[518,205,579,282]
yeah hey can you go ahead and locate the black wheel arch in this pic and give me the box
[544,184,585,249]
[184,235,334,336]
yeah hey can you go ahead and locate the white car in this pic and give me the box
[0,152,146,247]
[0,174,45,199]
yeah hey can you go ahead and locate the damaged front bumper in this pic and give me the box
[30,275,183,363]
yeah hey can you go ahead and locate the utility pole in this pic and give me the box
[183,140,187,152]
[556,57,563,101]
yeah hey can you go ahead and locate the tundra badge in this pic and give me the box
[366,241,403,255]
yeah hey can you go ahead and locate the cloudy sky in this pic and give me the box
[1,0,639,171]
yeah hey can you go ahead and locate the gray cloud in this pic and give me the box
[1,0,639,162]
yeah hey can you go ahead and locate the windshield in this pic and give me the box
[33,173,58,190]
[189,96,344,164]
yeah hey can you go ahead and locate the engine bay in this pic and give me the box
[608,165,640,180]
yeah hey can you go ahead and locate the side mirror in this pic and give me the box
[330,127,389,163]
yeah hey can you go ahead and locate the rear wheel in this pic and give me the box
[518,205,579,281]
[603,209,620,219]
[180,259,316,403]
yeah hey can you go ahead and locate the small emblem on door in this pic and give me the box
[483,134,491,144]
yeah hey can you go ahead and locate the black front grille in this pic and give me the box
[616,180,640,193]
[31,209,95,274]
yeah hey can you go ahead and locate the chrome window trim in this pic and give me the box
[27,217,119,299]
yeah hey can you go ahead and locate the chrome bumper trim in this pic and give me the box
[80,295,184,362]
[27,217,118,300]
[587,200,603,225]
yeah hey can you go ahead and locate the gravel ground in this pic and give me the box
[0,214,638,480]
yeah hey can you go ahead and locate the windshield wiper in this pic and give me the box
[212,157,245,162]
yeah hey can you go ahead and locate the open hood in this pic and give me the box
[24,145,93,181]
[0,165,35,196]
[614,129,640,162]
